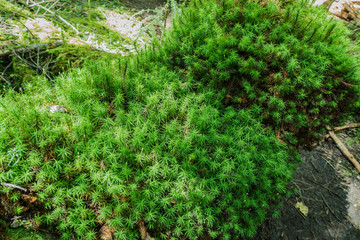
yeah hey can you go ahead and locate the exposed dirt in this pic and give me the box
[255,131,360,240]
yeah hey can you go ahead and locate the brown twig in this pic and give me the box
[326,126,360,174]
[340,80,354,87]
[28,0,79,34]
[304,177,342,198]
[321,195,341,222]
[333,123,360,132]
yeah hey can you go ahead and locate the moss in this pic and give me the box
[6,228,58,240]
[47,44,119,75]
[0,57,296,239]
[157,0,360,144]
[0,0,31,16]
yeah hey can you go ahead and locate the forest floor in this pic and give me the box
[256,128,360,240]
[1,0,360,239]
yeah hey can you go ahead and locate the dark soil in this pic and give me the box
[255,137,360,240]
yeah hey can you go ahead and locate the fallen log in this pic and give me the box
[0,41,62,58]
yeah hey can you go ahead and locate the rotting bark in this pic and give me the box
[333,1,360,23]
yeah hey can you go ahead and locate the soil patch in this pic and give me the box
[255,138,360,239]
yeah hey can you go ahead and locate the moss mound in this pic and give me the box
[157,0,360,143]
[0,59,295,239]
[1,0,359,239]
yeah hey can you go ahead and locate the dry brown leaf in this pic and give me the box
[99,225,114,240]
[138,220,154,240]
[21,194,37,203]
[295,202,309,217]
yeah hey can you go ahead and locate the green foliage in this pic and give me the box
[0,58,295,239]
[158,0,360,143]
[5,0,360,238]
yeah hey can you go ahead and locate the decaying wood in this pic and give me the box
[326,126,360,174]
[0,41,62,58]
[333,123,360,132]
[2,183,27,192]
[333,1,360,23]
[137,220,154,240]
[344,2,360,22]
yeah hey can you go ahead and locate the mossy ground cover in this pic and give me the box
[157,0,360,143]
[0,0,140,91]
[1,0,360,239]
[0,59,296,239]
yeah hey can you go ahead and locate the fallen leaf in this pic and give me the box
[99,225,114,240]
[295,202,309,216]
[21,194,37,203]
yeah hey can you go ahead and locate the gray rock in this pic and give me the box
[48,105,67,113]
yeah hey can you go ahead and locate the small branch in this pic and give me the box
[29,0,79,34]
[29,1,56,8]
[2,183,27,192]
[326,126,360,174]
[0,75,11,85]
[340,80,354,87]
[333,123,360,132]
[321,195,342,222]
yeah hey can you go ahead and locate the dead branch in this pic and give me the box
[326,126,360,174]
[340,80,354,87]
[0,41,62,58]
[29,1,56,8]
[137,220,154,240]
[28,0,79,34]
[2,183,27,192]
[0,75,11,85]
[333,123,360,132]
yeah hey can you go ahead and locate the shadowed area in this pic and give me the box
[119,0,167,9]
[255,140,360,240]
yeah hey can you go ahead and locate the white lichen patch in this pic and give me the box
[23,18,61,41]
[102,10,147,46]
